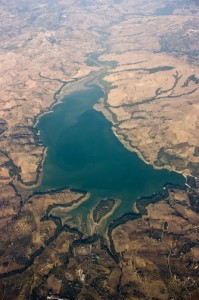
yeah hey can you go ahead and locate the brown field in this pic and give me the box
[0,0,198,299]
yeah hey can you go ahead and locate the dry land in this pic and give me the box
[0,0,199,299]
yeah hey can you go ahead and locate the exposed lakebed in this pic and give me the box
[37,81,185,226]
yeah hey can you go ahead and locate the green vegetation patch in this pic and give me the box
[93,199,116,223]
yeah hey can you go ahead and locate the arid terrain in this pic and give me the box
[0,0,199,299]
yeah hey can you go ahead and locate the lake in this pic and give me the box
[37,81,185,225]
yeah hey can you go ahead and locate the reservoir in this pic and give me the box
[37,81,185,225]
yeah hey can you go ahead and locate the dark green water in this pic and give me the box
[37,82,185,224]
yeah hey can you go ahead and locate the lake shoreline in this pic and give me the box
[36,79,185,228]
